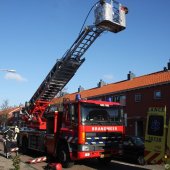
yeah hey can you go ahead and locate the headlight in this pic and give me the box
[82,145,90,151]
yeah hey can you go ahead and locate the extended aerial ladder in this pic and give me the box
[23,0,128,130]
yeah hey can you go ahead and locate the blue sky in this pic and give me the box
[0,0,170,106]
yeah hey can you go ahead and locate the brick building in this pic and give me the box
[53,65,170,137]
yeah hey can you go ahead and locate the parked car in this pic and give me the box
[122,136,145,165]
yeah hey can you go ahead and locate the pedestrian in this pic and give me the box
[2,128,14,158]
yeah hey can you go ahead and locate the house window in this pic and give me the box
[135,94,141,102]
[113,96,120,102]
[105,96,113,102]
[154,91,161,99]
[120,95,126,106]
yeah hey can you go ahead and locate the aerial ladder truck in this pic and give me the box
[18,0,128,168]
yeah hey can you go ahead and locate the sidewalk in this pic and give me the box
[0,135,36,170]
[0,153,36,170]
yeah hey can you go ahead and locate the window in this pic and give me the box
[70,104,78,123]
[135,94,141,102]
[48,105,58,112]
[154,91,161,99]
[113,96,120,102]
[120,95,126,106]
[105,96,113,102]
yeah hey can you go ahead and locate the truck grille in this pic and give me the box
[85,132,122,145]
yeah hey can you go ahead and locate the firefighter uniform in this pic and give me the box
[3,128,17,158]
[14,126,19,141]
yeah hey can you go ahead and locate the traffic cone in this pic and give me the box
[48,163,62,170]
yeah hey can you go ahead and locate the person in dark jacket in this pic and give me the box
[2,128,15,158]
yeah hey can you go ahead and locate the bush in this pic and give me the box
[12,155,20,170]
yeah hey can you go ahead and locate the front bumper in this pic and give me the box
[71,147,122,160]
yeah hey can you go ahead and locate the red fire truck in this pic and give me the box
[44,96,125,167]
[18,0,128,168]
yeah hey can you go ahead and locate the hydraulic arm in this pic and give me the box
[23,0,128,130]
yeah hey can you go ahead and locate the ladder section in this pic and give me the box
[29,26,103,104]
[64,26,103,61]
[30,58,84,103]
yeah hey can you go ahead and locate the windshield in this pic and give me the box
[81,103,123,125]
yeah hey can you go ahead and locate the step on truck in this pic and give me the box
[18,0,128,168]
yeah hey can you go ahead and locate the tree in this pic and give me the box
[0,100,10,126]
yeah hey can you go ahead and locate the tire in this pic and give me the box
[21,138,28,154]
[57,144,74,168]
[137,156,145,165]
[98,157,112,165]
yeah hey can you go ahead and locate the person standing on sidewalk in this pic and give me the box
[2,127,15,158]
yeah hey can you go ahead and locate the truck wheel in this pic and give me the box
[58,145,74,168]
[21,138,28,154]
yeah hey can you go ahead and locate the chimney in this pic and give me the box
[167,60,170,70]
[98,79,106,88]
[78,85,84,92]
[163,67,168,71]
[127,71,135,80]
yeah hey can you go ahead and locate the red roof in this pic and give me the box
[52,70,170,103]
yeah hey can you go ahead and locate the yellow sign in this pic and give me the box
[165,121,170,169]
[144,107,166,164]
